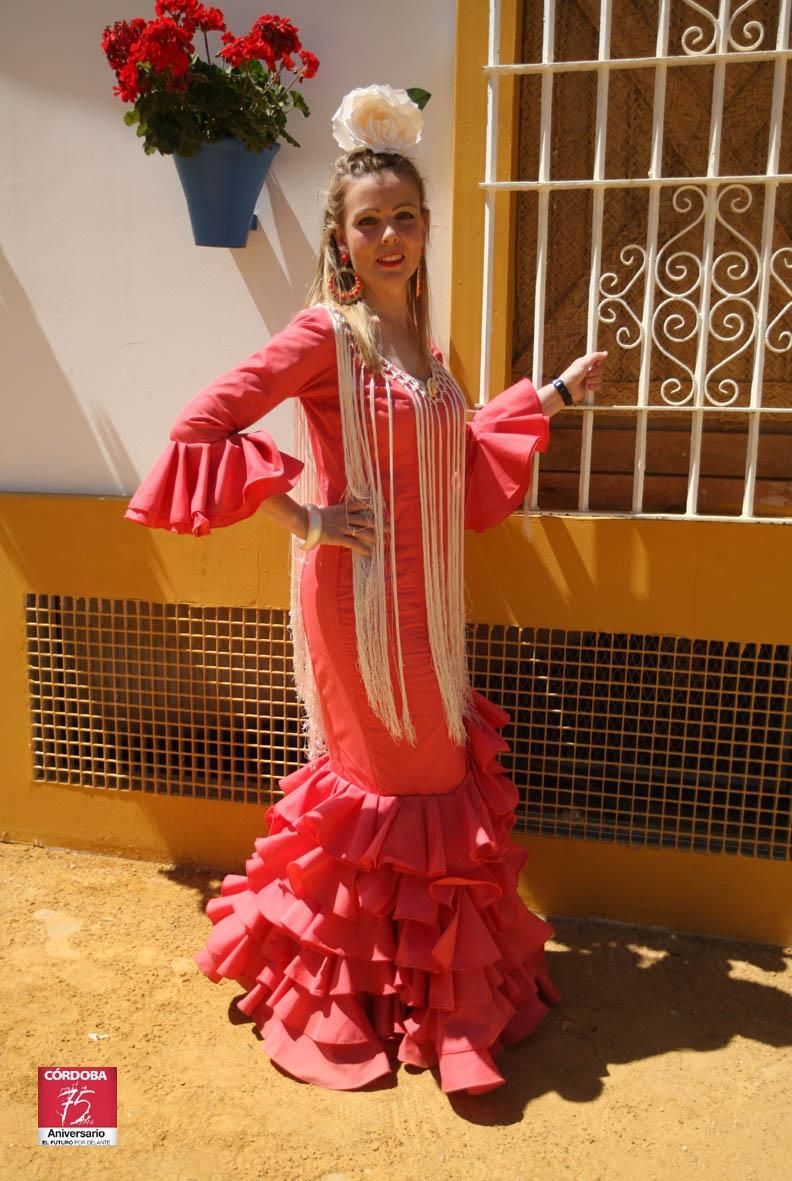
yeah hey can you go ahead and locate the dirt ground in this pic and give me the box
[2,840,791,1181]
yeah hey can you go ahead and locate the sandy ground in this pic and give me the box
[2,840,791,1181]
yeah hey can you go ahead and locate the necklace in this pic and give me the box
[330,309,441,399]
[382,355,440,399]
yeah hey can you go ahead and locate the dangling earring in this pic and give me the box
[415,252,424,299]
[328,247,363,305]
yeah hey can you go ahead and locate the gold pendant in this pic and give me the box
[425,376,438,399]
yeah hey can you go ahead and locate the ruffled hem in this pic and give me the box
[124,429,303,537]
[464,379,550,533]
[193,690,561,1095]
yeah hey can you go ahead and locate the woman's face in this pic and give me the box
[335,170,428,300]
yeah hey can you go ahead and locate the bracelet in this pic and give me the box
[551,377,574,407]
[296,503,323,551]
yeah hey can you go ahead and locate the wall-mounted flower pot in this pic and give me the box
[173,137,280,248]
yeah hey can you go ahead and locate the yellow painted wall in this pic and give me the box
[1,492,790,946]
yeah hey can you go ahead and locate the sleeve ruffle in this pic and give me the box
[124,429,304,537]
[464,378,550,532]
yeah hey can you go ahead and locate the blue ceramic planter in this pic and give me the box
[173,137,280,248]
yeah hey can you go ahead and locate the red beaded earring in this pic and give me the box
[329,247,363,304]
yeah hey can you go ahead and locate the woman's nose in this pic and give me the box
[381,222,400,243]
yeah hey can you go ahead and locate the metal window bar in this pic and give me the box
[479,0,792,523]
[582,0,613,511]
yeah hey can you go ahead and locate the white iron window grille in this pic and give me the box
[480,0,792,522]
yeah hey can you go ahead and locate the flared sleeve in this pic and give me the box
[124,305,336,536]
[464,376,551,532]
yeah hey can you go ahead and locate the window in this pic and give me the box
[460,0,792,520]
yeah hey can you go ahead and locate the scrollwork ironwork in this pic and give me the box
[766,248,792,355]
[727,0,765,52]
[680,0,719,56]
[598,244,646,350]
[596,183,777,408]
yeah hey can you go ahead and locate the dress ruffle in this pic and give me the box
[193,690,561,1095]
[124,430,303,537]
[464,378,550,532]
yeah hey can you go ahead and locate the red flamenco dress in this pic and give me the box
[125,304,561,1095]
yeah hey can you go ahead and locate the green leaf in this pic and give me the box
[247,58,268,82]
[406,87,431,110]
[290,90,309,116]
[116,58,316,155]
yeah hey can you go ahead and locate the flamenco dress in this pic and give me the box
[125,303,561,1095]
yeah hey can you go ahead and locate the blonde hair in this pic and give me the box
[305,148,432,372]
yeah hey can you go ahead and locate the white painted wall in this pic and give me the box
[0,0,457,494]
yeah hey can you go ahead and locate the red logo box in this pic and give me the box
[38,1067,117,1147]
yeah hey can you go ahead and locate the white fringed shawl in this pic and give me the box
[290,305,474,759]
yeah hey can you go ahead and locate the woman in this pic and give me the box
[125,86,606,1095]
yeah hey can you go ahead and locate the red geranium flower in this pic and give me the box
[112,61,145,102]
[218,30,274,70]
[154,1,225,34]
[218,14,313,75]
[130,16,194,79]
[298,49,319,79]
[102,6,319,156]
[101,18,147,72]
[195,6,225,32]
[154,1,197,28]
[252,14,301,60]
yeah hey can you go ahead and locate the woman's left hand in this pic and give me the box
[557,351,608,404]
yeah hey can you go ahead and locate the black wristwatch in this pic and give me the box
[551,377,574,407]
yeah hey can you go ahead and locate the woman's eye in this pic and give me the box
[397,211,415,220]
[357,217,377,227]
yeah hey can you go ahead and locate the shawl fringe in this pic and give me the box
[289,306,473,756]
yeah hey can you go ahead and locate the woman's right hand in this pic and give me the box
[316,498,378,557]
[557,351,608,404]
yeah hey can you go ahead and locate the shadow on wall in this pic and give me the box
[0,247,113,493]
[236,171,319,336]
[84,168,318,529]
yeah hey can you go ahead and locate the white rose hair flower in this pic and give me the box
[331,84,430,157]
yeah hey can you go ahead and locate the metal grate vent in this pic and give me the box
[26,594,791,859]
[26,594,301,803]
[468,624,791,861]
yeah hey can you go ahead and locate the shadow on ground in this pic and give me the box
[164,862,792,1126]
